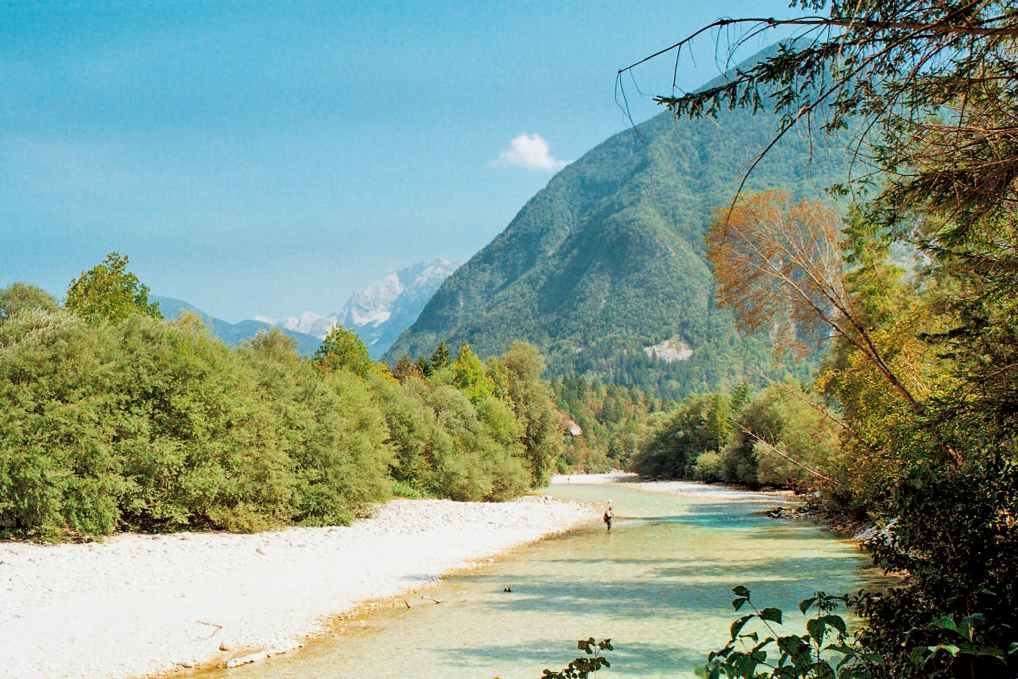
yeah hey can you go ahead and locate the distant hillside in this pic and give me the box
[152,296,321,356]
[268,258,457,359]
[387,43,855,399]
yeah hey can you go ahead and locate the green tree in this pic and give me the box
[65,252,161,325]
[730,382,750,414]
[314,325,374,377]
[368,374,444,496]
[632,393,732,479]
[632,5,1018,674]
[448,343,495,404]
[722,383,841,490]
[491,342,564,486]
[430,340,451,370]
[551,376,665,472]
[840,207,911,330]
[0,283,58,322]
[242,329,393,525]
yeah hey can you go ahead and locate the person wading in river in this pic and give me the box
[603,500,613,532]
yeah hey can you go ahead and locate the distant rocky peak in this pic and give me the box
[343,272,403,328]
[406,257,458,287]
[342,258,458,329]
[257,257,457,357]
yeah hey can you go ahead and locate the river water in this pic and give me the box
[213,482,872,678]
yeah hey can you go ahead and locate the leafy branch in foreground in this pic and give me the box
[541,638,613,679]
[699,586,1017,679]
[620,1,1018,225]
[698,586,878,679]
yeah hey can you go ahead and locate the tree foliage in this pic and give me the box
[540,638,613,679]
[707,191,923,412]
[698,587,881,679]
[1,263,567,539]
[65,252,161,325]
[552,377,668,473]
[631,393,732,479]
[0,283,58,322]
[490,342,565,486]
[722,383,841,490]
[314,325,375,378]
[626,3,1018,675]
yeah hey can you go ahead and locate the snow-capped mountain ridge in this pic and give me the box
[263,258,457,358]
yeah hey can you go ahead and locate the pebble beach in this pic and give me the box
[0,495,596,679]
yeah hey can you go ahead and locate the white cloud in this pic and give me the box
[494,133,568,172]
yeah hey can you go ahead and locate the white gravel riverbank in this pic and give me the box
[629,479,795,502]
[549,470,636,485]
[0,496,596,679]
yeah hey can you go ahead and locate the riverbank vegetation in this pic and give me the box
[551,377,670,473]
[612,2,1018,677]
[631,381,842,492]
[0,259,563,540]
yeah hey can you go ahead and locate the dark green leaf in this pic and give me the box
[818,615,847,636]
[730,614,754,641]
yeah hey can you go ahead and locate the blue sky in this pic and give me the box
[1,0,799,321]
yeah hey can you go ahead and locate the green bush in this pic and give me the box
[369,374,444,495]
[0,310,127,538]
[0,283,58,321]
[1,301,559,539]
[242,330,392,526]
[692,451,724,483]
[722,383,840,489]
[0,312,396,538]
[631,393,732,478]
[114,314,296,532]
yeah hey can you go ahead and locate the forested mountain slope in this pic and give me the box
[387,44,855,398]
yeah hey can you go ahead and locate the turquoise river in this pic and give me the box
[209,481,875,678]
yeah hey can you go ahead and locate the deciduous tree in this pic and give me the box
[314,326,374,378]
[0,283,58,322]
[65,252,161,325]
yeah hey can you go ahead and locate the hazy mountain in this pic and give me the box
[262,258,458,359]
[386,43,857,399]
[273,311,338,340]
[152,296,322,356]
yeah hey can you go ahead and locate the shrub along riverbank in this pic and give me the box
[0,257,563,540]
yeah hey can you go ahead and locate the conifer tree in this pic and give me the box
[430,341,451,370]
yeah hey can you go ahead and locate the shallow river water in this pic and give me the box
[214,482,872,679]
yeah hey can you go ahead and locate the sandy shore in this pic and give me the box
[0,495,596,679]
